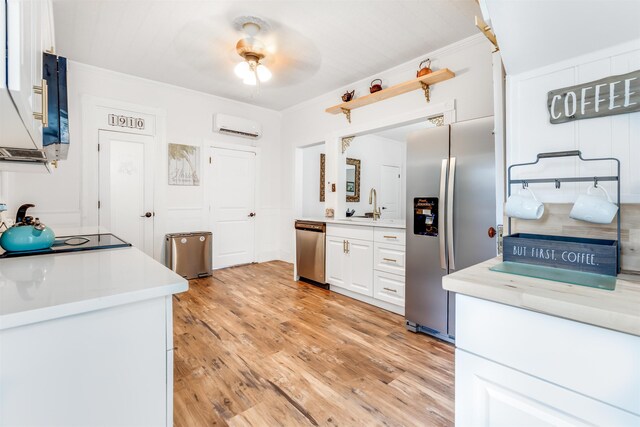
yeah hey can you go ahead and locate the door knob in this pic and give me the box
[488,227,497,238]
[248,212,256,217]
[140,212,153,218]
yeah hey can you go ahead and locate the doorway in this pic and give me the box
[209,147,257,269]
[380,164,402,219]
[98,130,155,256]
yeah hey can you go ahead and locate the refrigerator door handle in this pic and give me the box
[439,158,448,270]
[447,157,457,271]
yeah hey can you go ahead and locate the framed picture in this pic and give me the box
[168,143,200,186]
[346,181,355,192]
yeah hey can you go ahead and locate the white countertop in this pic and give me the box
[443,256,640,336]
[0,246,188,330]
[298,217,406,229]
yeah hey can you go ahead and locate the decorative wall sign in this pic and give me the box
[547,69,640,124]
[503,233,618,276]
[168,143,200,186]
[108,113,146,130]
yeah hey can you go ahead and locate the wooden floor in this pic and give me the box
[173,261,455,426]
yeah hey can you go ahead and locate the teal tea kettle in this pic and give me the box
[0,204,55,252]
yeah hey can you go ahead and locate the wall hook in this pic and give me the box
[594,177,599,188]
[522,181,528,189]
[555,179,561,189]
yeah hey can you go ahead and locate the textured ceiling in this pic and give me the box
[52,0,481,110]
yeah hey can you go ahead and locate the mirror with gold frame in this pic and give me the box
[319,155,361,203]
[320,154,326,202]
[345,158,360,202]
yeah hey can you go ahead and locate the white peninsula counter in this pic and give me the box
[0,247,188,426]
[296,218,407,314]
[443,257,640,426]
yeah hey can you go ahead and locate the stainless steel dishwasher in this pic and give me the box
[295,220,327,287]
[165,232,212,279]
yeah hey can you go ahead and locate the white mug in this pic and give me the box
[505,188,544,220]
[570,185,618,224]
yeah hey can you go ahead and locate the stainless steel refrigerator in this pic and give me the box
[405,116,497,342]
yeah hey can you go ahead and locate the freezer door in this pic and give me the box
[405,125,450,335]
[448,116,497,337]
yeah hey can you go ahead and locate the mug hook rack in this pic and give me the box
[507,150,621,266]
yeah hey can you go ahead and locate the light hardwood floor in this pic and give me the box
[173,261,454,426]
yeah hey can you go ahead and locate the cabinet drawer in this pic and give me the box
[374,243,406,276]
[374,271,405,307]
[327,224,374,241]
[374,227,406,245]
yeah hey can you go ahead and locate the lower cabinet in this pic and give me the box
[373,270,405,306]
[456,349,639,426]
[0,296,174,426]
[455,294,640,425]
[326,235,373,296]
[327,224,405,314]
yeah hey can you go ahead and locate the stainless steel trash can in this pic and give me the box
[165,232,212,279]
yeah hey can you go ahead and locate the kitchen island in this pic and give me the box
[443,257,640,425]
[0,246,188,426]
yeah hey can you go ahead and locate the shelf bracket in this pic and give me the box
[341,136,355,154]
[420,82,431,103]
[341,108,351,123]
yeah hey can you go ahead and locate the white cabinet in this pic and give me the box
[373,271,405,306]
[326,236,348,288]
[0,296,175,426]
[374,242,406,275]
[326,234,373,297]
[1,0,54,151]
[455,294,640,425]
[327,224,405,314]
[348,238,374,296]
[456,349,638,427]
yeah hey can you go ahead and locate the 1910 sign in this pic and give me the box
[108,113,145,130]
[547,69,639,124]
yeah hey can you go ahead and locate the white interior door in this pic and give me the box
[209,147,256,269]
[98,130,155,255]
[380,164,401,219]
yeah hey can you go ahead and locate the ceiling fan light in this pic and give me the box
[256,64,272,82]
[243,72,257,86]
[234,61,251,79]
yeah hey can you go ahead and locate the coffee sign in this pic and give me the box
[503,233,618,276]
[547,69,640,124]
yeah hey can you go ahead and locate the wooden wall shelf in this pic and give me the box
[325,68,455,123]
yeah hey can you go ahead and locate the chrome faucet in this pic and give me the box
[369,188,381,221]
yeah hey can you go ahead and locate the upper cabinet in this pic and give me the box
[1,0,56,170]
[480,0,640,75]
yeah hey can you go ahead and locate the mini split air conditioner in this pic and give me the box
[213,114,262,139]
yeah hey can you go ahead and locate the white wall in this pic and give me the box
[280,34,495,261]
[343,134,405,218]
[300,143,325,218]
[507,39,640,204]
[2,61,283,263]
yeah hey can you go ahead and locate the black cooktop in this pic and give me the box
[0,233,131,258]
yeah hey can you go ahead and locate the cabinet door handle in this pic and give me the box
[343,240,347,253]
[383,235,397,239]
[383,287,397,293]
[33,79,49,128]
[383,258,397,263]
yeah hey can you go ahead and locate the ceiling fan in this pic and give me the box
[233,17,272,86]
[172,14,321,90]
